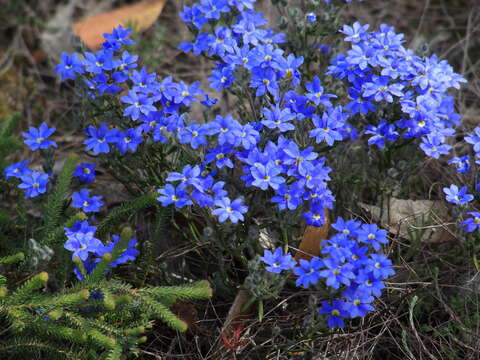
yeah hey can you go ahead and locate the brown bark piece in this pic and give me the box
[73,0,167,49]
[295,209,330,261]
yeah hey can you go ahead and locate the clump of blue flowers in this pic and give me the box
[262,217,395,329]
[328,21,465,157]
[64,220,138,280]
[3,0,468,333]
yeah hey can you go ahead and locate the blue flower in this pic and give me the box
[208,27,236,56]
[309,107,346,146]
[65,220,97,238]
[461,212,480,233]
[83,50,115,74]
[342,289,375,318]
[178,122,208,149]
[18,171,49,198]
[114,127,143,154]
[448,155,470,173]
[228,0,255,10]
[365,254,395,279]
[273,54,304,88]
[283,91,314,119]
[72,189,104,213]
[261,105,296,132]
[332,217,361,238]
[99,235,139,267]
[201,93,218,107]
[355,271,385,297]
[319,258,355,289]
[130,67,158,94]
[55,52,84,81]
[238,124,259,150]
[318,300,349,329]
[362,76,404,103]
[166,165,203,191]
[465,127,480,153]
[260,247,296,273]
[271,183,304,210]
[364,120,399,148]
[340,22,369,43]
[102,25,135,50]
[113,51,138,74]
[251,162,284,190]
[204,145,234,168]
[208,114,242,146]
[305,76,336,106]
[212,197,248,223]
[93,73,121,94]
[173,81,204,107]
[232,18,265,46]
[180,4,208,29]
[4,160,32,180]
[180,33,213,56]
[224,44,254,69]
[356,224,388,251]
[419,134,451,159]
[293,257,323,288]
[302,204,327,226]
[200,0,229,19]
[83,123,118,155]
[281,142,318,176]
[22,122,57,151]
[209,63,234,91]
[321,234,352,262]
[443,184,473,205]
[345,44,375,70]
[157,184,193,208]
[306,13,316,23]
[64,225,103,261]
[121,90,156,120]
[73,163,96,184]
[250,67,278,97]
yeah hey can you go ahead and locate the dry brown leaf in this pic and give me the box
[295,209,330,261]
[73,0,167,49]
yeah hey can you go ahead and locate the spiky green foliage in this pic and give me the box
[0,269,212,360]
[96,192,158,237]
[0,252,24,264]
[42,154,78,238]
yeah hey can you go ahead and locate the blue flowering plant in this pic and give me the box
[1,0,471,350]
[47,0,469,330]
